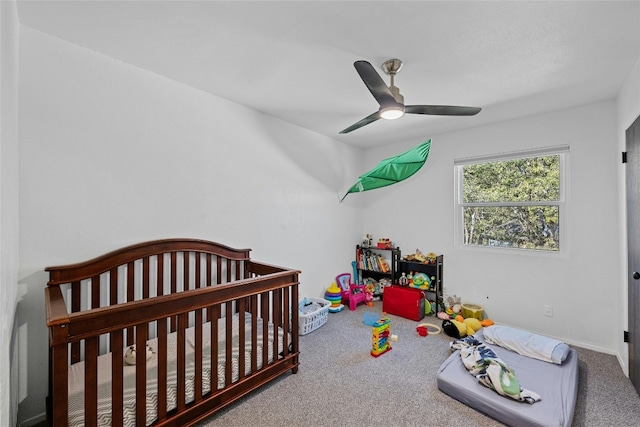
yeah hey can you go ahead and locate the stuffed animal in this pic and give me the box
[437,311,450,320]
[442,318,467,338]
[464,317,483,336]
[442,317,488,338]
[447,295,462,314]
[124,344,154,365]
[426,252,438,264]
[441,295,494,337]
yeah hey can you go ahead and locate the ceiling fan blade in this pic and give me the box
[405,105,481,116]
[354,60,397,107]
[339,111,382,134]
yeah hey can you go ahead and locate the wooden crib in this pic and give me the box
[44,238,300,426]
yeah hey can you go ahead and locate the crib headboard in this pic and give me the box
[45,239,255,352]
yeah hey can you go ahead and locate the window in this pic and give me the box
[454,146,568,252]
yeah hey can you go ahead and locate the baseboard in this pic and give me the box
[19,412,45,427]
[562,337,632,378]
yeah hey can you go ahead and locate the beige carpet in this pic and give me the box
[195,300,640,426]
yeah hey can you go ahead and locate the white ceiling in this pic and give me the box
[16,0,640,148]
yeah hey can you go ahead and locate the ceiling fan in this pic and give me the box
[340,59,481,134]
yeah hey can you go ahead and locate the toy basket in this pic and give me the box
[298,297,330,335]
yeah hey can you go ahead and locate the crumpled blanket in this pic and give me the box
[450,336,541,404]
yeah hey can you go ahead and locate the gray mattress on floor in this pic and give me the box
[437,331,578,427]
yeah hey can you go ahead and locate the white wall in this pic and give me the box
[0,0,20,426]
[616,56,640,374]
[14,14,640,427]
[362,102,620,354]
[17,27,362,424]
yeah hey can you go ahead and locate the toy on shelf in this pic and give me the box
[403,249,438,265]
[399,272,408,286]
[325,282,344,313]
[377,238,393,249]
[371,316,392,357]
[409,272,431,290]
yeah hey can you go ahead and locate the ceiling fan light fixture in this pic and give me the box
[380,104,405,120]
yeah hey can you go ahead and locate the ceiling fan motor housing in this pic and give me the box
[389,85,404,104]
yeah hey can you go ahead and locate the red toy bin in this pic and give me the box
[382,285,425,321]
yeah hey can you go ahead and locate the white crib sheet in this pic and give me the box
[67,312,286,427]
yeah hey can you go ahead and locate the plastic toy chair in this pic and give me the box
[335,273,367,311]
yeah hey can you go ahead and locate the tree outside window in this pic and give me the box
[456,149,566,252]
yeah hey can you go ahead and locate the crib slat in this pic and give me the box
[205,254,212,322]
[283,287,290,356]
[109,268,118,306]
[91,276,100,309]
[126,261,135,303]
[143,256,150,299]
[126,261,135,345]
[238,298,246,381]
[250,294,258,372]
[110,330,124,427]
[177,312,187,410]
[84,336,99,427]
[272,289,281,362]
[261,293,269,369]
[216,256,222,284]
[71,281,80,313]
[225,304,233,386]
[71,281,81,364]
[135,325,148,426]
[184,251,190,291]
[206,254,212,287]
[226,259,232,283]
[50,342,69,426]
[156,253,164,296]
[235,260,241,281]
[195,253,202,288]
[170,253,177,332]
[194,308,203,400]
[210,304,220,392]
[292,282,299,362]
[157,318,168,421]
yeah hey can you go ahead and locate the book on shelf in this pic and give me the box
[357,248,390,273]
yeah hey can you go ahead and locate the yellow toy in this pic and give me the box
[463,317,483,336]
[442,315,493,338]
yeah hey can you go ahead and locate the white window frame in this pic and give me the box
[453,145,569,255]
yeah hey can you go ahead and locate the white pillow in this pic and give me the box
[483,325,570,364]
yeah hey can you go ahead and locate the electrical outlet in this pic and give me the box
[544,305,553,317]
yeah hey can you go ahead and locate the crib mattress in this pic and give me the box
[67,313,286,427]
[437,336,578,427]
